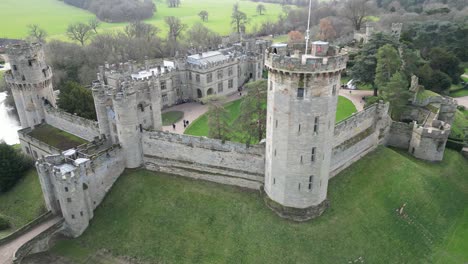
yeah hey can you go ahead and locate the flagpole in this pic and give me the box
[304,0,312,55]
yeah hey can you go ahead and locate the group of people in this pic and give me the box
[172,119,190,130]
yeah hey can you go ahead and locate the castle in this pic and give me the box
[4,39,456,237]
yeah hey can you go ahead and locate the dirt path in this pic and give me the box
[455,96,468,108]
[162,92,244,135]
[339,89,374,111]
[0,216,61,264]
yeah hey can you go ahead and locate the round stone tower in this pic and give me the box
[112,82,143,168]
[4,42,56,128]
[264,41,347,221]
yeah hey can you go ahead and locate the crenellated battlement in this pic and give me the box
[413,120,451,139]
[264,42,347,74]
[5,42,43,57]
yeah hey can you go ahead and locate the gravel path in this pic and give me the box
[0,217,61,264]
[455,96,468,108]
[339,89,374,111]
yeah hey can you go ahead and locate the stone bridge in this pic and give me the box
[0,215,62,264]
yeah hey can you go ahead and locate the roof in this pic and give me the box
[187,51,229,66]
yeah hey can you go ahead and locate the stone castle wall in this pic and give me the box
[330,104,387,177]
[142,131,265,189]
[44,106,100,141]
[386,121,413,149]
[18,127,61,159]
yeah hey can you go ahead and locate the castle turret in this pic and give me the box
[4,42,56,128]
[264,41,347,221]
[92,80,111,137]
[112,82,144,168]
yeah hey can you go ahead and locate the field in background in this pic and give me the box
[49,147,468,263]
[0,0,285,41]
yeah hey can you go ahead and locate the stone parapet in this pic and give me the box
[265,52,347,74]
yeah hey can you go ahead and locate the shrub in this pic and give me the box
[0,143,33,193]
[0,216,10,231]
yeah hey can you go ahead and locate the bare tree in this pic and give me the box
[317,18,337,41]
[187,23,221,50]
[341,0,374,31]
[165,16,186,56]
[167,0,181,8]
[27,24,48,43]
[236,80,267,143]
[231,3,248,34]
[66,23,94,46]
[88,18,101,34]
[125,21,160,41]
[198,10,209,22]
[256,4,266,15]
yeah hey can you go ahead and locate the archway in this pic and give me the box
[197,89,203,98]
[207,88,213,95]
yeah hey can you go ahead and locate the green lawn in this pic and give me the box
[450,89,468,98]
[451,109,468,140]
[28,124,88,150]
[185,96,357,142]
[336,96,357,122]
[162,111,184,126]
[0,0,285,41]
[50,147,468,263]
[0,169,46,238]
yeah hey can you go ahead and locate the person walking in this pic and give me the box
[172,123,176,130]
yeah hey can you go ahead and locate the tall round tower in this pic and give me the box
[112,82,143,168]
[264,41,347,221]
[4,43,56,128]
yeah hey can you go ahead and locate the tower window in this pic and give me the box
[297,88,304,99]
[207,73,213,83]
[314,117,319,133]
[270,81,273,91]
[67,198,72,203]
[65,187,69,192]
[22,75,26,81]
[298,124,301,132]
[273,178,276,184]
[274,149,277,156]
[275,120,278,128]
[160,81,166,90]
[298,183,301,190]
[13,65,17,71]
[196,74,200,82]
[71,214,75,219]
[332,84,337,96]
[308,176,313,190]
[311,147,316,162]
[80,211,83,217]
[300,156,303,164]
[28,60,33,67]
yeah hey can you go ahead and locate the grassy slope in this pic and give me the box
[51,147,468,263]
[0,0,284,40]
[0,169,45,238]
[451,109,468,139]
[185,96,357,140]
[28,124,88,150]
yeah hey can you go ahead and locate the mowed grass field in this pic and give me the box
[50,147,468,263]
[0,169,46,238]
[184,96,357,142]
[0,0,285,40]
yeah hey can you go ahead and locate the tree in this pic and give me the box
[165,16,186,56]
[350,32,399,96]
[125,21,160,41]
[288,30,304,44]
[0,142,32,193]
[198,10,209,22]
[341,0,374,31]
[236,80,267,143]
[27,24,48,43]
[257,4,266,15]
[380,71,410,119]
[57,81,97,120]
[317,18,336,41]
[203,96,230,140]
[66,22,94,46]
[374,44,401,90]
[427,47,463,84]
[187,23,221,50]
[231,3,248,34]
[88,18,100,34]
[167,0,181,8]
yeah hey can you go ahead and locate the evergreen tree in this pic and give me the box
[374,44,401,90]
[380,72,410,119]
[0,143,32,193]
[236,80,267,143]
[58,81,97,120]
